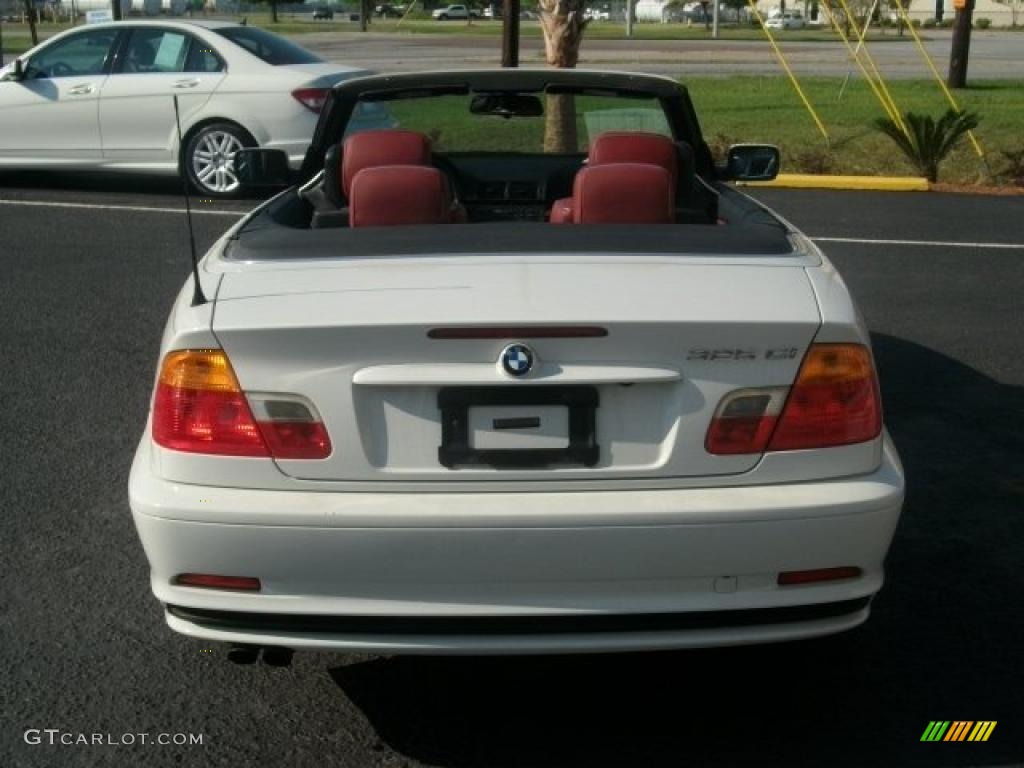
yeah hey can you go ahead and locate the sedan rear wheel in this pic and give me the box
[185,123,251,198]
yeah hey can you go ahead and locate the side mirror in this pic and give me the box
[231,148,291,187]
[10,59,26,82]
[719,144,780,182]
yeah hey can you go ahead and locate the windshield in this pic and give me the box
[214,27,323,66]
[351,91,673,154]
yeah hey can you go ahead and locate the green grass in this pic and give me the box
[686,77,1023,183]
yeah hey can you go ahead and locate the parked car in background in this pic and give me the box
[765,11,805,29]
[584,6,611,20]
[312,6,334,19]
[130,69,905,657]
[0,20,370,197]
[375,3,406,17]
[483,3,501,18]
[432,4,480,19]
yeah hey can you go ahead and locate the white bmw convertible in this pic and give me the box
[129,70,904,658]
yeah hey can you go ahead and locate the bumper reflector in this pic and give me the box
[174,574,262,591]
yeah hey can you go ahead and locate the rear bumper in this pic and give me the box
[130,436,904,654]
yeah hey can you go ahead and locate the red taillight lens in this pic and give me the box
[768,343,882,451]
[778,566,862,586]
[705,387,787,455]
[248,395,332,460]
[152,351,332,459]
[292,87,329,113]
[153,350,268,456]
[174,573,262,591]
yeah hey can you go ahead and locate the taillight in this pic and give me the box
[153,350,268,456]
[248,395,332,460]
[768,343,882,451]
[705,343,882,455]
[705,387,788,455]
[152,350,331,459]
[291,87,329,113]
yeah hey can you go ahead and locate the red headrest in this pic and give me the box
[589,132,679,187]
[342,130,431,198]
[573,163,674,225]
[349,166,454,228]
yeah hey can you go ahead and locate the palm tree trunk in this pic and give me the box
[538,0,588,153]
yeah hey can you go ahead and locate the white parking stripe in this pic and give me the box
[811,236,1024,250]
[0,198,243,217]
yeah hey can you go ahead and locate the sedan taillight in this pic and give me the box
[705,343,882,455]
[153,350,331,459]
[291,87,329,113]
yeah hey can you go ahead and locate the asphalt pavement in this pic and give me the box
[1,179,1023,767]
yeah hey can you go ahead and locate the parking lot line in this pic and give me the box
[811,236,1024,250]
[0,198,243,217]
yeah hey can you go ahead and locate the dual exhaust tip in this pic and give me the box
[226,645,294,667]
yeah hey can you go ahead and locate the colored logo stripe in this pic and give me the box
[921,721,996,742]
[968,722,997,742]
[944,722,973,741]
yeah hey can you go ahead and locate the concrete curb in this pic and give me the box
[743,174,931,192]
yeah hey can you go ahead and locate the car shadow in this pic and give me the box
[327,333,1023,767]
[0,169,272,200]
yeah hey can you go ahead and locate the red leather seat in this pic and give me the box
[589,131,679,186]
[571,163,674,225]
[551,131,680,223]
[322,130,433,209]
[349,165,458,228]
[342,129,432,199]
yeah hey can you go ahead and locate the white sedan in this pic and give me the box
[129,69,904,657]
[0,20,368,197]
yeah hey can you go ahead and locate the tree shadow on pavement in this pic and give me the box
[329,334,1024,768]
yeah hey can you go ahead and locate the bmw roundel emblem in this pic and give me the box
[500,343,535,377]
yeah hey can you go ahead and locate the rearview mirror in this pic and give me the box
[231,148,291,186]
[720,144,780,182]
[469,93,544,119]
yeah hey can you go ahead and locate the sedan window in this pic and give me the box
[185,39,225,73]
[25,29,119,79]
[123,29,190,74]
[213,27,322,66]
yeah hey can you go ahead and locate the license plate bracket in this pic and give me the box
[438,386,599,469]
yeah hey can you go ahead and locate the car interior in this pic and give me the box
[297,127,722,229]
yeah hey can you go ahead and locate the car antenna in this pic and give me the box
[172,95,207,307]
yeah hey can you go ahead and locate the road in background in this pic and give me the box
[292,28,1024,78]
[1,185,1022,767]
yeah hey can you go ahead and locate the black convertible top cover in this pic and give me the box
[228,219,794,261]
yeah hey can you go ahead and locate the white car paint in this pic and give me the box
[128,198,905,654]
[0,20,368,188]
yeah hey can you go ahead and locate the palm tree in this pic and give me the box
[873,109,980,183]
[537,0,589,153]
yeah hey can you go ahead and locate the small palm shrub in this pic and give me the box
[975,17,992,28]
[873,109,980,182]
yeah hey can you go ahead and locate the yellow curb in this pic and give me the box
[743,174,931,191]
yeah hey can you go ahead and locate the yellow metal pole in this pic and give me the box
[820,0,900,126]
[892,0,985,158]
[746,0,830,144]
[396,0,419,28]
[835,0,907,135]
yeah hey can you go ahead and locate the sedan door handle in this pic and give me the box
[172,78,201,89]
[67,83,95,96]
